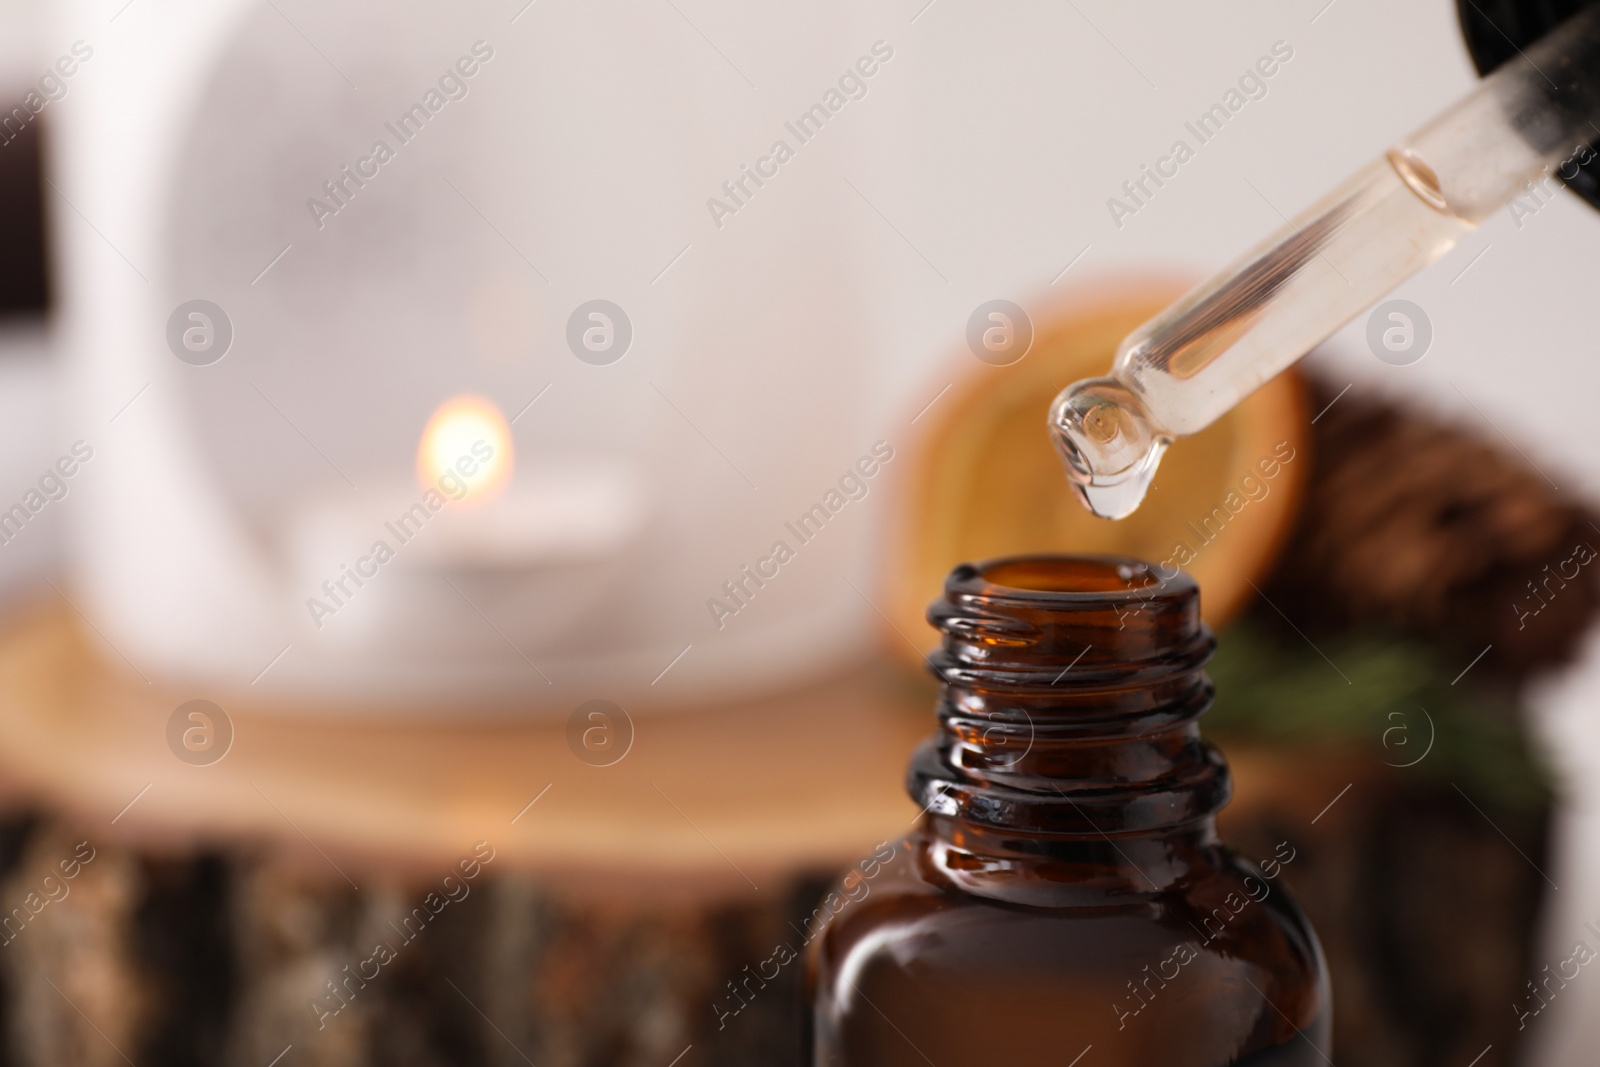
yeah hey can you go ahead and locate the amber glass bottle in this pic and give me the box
[807,555,1329,1065]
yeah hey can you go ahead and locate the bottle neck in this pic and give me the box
[918,817,1223,906]
[906,556,1230,902]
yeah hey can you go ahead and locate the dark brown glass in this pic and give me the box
[807,555,1330,1066]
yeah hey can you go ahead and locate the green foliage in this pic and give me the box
[1205,615,1553,816]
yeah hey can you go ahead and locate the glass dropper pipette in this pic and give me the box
[1050,3,1600,520]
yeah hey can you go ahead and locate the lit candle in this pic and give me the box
[415,394,514,508]
[289,395,643,641]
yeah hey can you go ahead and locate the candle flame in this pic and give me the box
[416,395,513,505]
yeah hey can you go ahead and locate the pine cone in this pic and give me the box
[1265,377,1600,681]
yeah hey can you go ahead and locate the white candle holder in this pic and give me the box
[54,0,894,712]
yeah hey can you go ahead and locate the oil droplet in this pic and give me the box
[1072,457,1165,521]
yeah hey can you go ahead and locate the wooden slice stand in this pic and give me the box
[0,601,927,897]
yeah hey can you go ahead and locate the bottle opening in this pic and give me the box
[978,556,1164,595]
